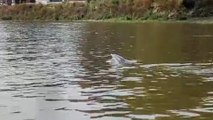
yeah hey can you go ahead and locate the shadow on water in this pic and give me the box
[0,21,213,120]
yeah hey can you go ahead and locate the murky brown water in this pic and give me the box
[0,21,213,120]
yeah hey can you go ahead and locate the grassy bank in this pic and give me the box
[0,0,212,21]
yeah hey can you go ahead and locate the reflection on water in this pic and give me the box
[0,21,213,120]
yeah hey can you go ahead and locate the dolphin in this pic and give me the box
[110,54,136,66]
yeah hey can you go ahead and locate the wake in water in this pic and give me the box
[107,54,213,80]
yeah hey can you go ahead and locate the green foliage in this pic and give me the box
[111,0,119,5]
[1,15,12,20]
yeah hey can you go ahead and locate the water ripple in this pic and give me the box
[0,22,213,120]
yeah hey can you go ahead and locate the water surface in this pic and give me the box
[0,21,213,120]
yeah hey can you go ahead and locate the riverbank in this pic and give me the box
[0,0,212,22]
[79,17,213,24]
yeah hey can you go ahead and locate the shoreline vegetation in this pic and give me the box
[0,0,212,22]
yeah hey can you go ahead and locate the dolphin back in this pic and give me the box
[110,54,132,66]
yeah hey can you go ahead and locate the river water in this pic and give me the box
[0,21,213,120]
